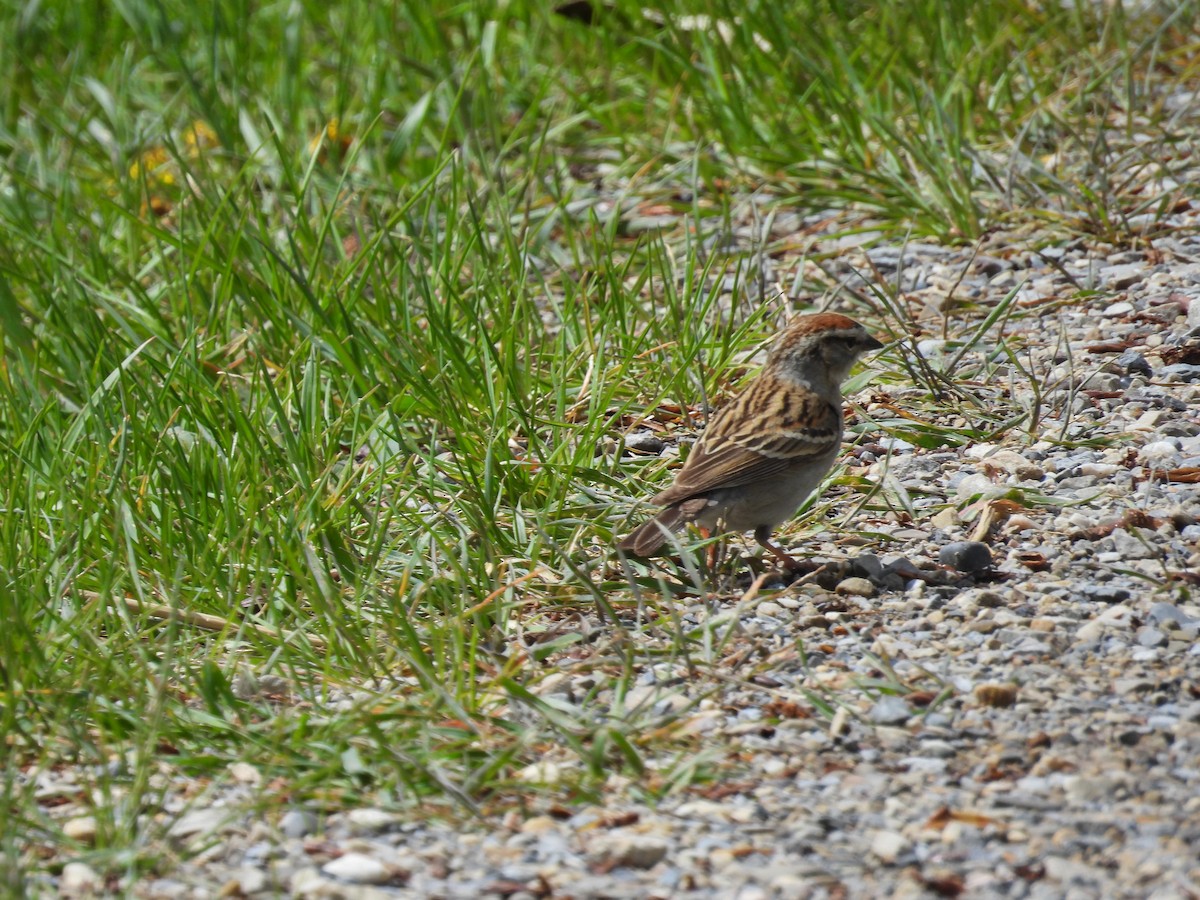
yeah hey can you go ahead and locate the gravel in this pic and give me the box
[34,114,1200,900]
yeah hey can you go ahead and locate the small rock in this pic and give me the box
[1110,527,1159,559]
[956,588,1005,611]
[1100,266,1145,290]
[322,852,391,884]
[139,878,190,898]
[1064,774,1124,805]
[1079,583,1131,604]
[624,431,665,454]
[867,695,911,725]
[1161,363,1200,382]
[1078,462,1119,477]
[1137,627,1167,648]
[979,448,1045,480]
[229,762,261,784]
[870,829,910,864]
[288,867,327,896]
[223,868,268,895]
[519,815,559,835]
[1044,856,1106,883]
[1115,348,1152,376]
[588,835,669,869]
[169,808,229,840]
[516,760,566,784]
[63,816,98,844]
[1147,601,1199,630]
[345,808,399,834]
[850,553,885,580]
[61,862,102,892]
[882,556,924,580]
[930,507,958,530]
[279,809,318,839]
[938,541,993,573]
[1139,439,1181,465]
[835,577,876,597]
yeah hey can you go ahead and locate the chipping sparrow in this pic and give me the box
[618,313,883,567]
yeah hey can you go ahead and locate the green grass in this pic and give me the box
[1,0,1197,885]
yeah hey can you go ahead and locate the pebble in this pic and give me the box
[345,808,399,834]
[321,853,392,884]
[624,431,666,454]
[1110,527,1159,559]
[225,867,268,895]
[1115,348,1153,375]
[870,830,910,864]
[588,835,669,869]
[62,816,97,844]
[1147,601,1199,631]
[755,599,784,617]
[1137,627,1167,648]
[37,133,1200,900]
[169,808,230,840]
[867,695,911,725]
[60,862,102,892]
[938,541,993,573]
[280,809,319,839]
[835,577,876,597]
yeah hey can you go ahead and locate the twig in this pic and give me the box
[79,591,328,653]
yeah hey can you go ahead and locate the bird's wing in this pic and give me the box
[652,380,843,505]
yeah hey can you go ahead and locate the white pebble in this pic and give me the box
[322,852,391,884]
[870,829,910,863]
[61,862,102,892]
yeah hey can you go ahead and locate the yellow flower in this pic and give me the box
[129,145,175,185]
[309,118,354,163]
[183,120,219,153]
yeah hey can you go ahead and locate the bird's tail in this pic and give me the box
[617,507,687,557]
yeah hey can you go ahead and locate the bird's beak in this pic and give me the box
[863,334,885,352]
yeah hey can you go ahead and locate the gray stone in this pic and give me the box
[1110,527,1159,559]
[1102,298,1137,315]
[1161,364,1200,382]
[280,809,319,839]
[1147,601,1199,630]
[882,556,924,579]
[168,808,229,840]
[867,695,911,725]
[1137,627,1167,648]
[938,541,993,573]
[1115,349,1153,376]
[850,553,885,580]
[1099,266,1146,290]
[1079,583,1131,604]
[624,431,665,454]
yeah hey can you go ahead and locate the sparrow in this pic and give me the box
[618,313,883,567]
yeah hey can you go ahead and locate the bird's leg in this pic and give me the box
[699,526,721,571]
[754,527,816,573]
